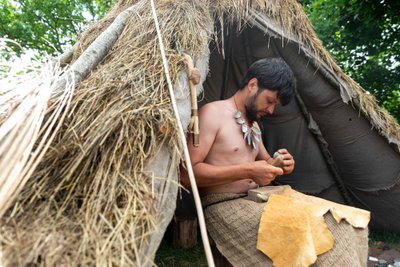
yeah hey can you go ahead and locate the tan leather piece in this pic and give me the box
[280,188,370,228]
[256,188,370,267]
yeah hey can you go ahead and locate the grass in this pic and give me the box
[155,240,207,267]
[369,229,400,249]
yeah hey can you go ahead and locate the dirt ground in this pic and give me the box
[368,242,400,267]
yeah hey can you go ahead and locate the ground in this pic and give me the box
[368,230,400,266]
[368,246,400,267]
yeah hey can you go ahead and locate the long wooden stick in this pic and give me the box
[149,1,215,266]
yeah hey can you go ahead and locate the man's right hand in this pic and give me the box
[248,160,284,186]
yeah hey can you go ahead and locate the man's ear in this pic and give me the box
[247,78,259,93]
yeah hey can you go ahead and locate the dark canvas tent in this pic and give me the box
[0,0,399,266]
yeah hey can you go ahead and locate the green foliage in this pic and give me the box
[369,229,400,248]
[302,0,400,122]
[0,0,115,56]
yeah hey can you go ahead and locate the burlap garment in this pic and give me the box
[202,193,368,267]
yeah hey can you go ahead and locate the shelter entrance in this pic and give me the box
[198,20,400,231]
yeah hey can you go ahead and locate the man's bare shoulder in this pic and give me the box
[199,100,229,114]
[198,100,231,133]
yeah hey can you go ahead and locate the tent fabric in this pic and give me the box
[201,13,400,232]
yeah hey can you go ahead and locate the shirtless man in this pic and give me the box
[181,58,368,267]
[182,57,296,194]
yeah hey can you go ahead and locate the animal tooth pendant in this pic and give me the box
[252,126,261,135]
[244,131,249,140]
[234,111,261,150]
[241,124,248,133]
[236,117,245,125]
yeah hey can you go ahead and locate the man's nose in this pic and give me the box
[266,105,275,114]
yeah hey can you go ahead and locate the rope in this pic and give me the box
[149,1,215,266]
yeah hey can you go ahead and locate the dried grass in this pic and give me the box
[0,41,75,218]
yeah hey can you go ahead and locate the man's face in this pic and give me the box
[245,88,279,122]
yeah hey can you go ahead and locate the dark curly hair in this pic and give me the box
[241,58,296,106]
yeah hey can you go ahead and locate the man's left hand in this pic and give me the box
[277,148,295,174]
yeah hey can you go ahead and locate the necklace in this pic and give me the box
[233,95,261,150]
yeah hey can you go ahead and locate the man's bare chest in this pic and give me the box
[212,119,258,156]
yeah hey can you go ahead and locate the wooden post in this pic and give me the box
[170,216,198,248]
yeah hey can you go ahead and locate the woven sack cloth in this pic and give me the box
[202,192,368,267]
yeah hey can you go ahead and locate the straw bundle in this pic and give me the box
[0,60,74,219]
[1,1,210,266]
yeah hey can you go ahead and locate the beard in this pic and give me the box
[245,94,259,123]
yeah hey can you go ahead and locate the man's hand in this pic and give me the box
[247,160,284,186]
[276,148,295,174]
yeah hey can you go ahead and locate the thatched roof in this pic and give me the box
[73,0,400,150]
[1,0,399,266]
